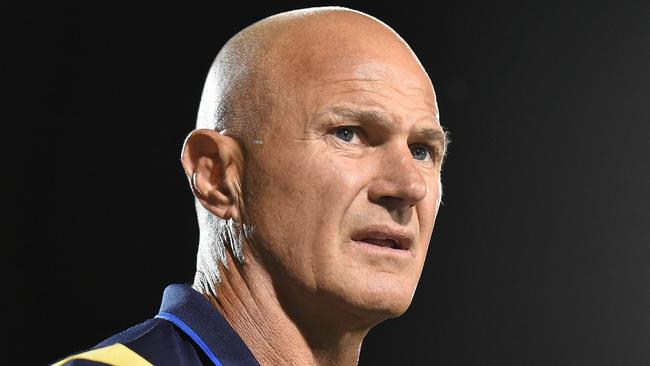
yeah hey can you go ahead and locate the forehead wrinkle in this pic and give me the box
[312,78,439,122]
[319,78,432,99]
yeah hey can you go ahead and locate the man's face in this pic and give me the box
[243,30,445,323]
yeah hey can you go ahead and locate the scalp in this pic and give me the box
[195,7,427,146]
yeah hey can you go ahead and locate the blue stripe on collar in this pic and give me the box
[155,311,223,366]
[157,284,260,366]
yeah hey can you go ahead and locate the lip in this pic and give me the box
[350,225,415,252]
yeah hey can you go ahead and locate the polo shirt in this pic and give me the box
[52,284,261,366]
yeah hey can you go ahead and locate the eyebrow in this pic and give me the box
[324,106,393,125]
[315,105,449,152]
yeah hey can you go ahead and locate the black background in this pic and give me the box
[6,1,650,365]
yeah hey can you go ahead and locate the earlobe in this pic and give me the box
[180,129,244,221]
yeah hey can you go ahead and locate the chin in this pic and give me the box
[367,292,414,319]
[341,276,417,322]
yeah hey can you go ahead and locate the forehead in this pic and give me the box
[290,59,439,131]
[315,60,436,109]
[263,16,439,132]
[289,38,432,91]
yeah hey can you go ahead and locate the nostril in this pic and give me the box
[374,196,406,209]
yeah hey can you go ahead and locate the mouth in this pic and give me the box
[351,226,414,252]
[360,237,401,249]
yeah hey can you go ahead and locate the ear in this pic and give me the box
[180,129,244,221]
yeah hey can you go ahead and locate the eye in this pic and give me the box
[410,145,431,161]
[334,127,357,142]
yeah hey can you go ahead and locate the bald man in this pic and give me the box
[53,6,448,366]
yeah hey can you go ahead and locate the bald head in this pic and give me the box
[196,7,434,146]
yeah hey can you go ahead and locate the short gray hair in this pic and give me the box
[191,9,281,290]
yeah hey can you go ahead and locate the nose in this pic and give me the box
[367,146,428,209]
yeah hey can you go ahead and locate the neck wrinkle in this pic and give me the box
[197,249,368,366]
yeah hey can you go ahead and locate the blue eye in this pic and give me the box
[335,127,356,142]
[410,145,430,161]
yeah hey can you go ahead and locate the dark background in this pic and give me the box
[6,1,650,365]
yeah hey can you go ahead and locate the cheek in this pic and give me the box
[244,144,366,263]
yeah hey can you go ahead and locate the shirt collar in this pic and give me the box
[158,283,260,366]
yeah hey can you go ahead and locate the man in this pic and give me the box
[54,6,448,366]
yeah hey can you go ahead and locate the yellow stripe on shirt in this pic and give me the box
[52,343,153,366]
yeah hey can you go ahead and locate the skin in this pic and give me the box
[181,8,447,366]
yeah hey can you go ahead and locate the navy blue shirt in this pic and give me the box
[53,284,260,366]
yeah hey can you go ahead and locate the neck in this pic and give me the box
[194,251,372,366]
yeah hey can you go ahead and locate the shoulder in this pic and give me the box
[52,318,208,366]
